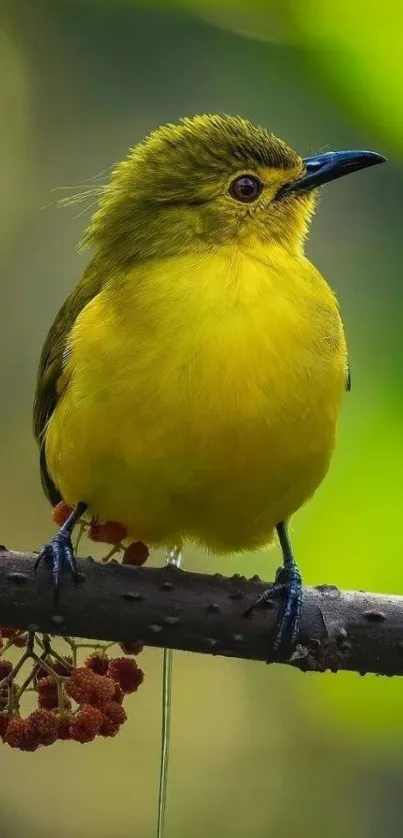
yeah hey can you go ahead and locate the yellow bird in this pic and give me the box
[34,114,384,650]
[34,114,385,838]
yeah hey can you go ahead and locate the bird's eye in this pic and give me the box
[229,174,263,203]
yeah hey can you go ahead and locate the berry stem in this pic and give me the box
[73,519,87,554]
[102,544,123,563]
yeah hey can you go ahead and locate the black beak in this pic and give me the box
[278,149,386,197]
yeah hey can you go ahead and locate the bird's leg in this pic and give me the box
[272,522,302,654]
[35,501,87,596]
[244,521,302,659]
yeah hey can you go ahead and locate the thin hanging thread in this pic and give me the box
[157,546,182,838]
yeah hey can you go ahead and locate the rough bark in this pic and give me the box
[0,548,401,675]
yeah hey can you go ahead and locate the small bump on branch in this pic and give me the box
[0,548,403,676]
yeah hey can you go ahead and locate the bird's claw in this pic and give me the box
[244,562,302,661]
[35,531,78,597]
[270,561,302,657]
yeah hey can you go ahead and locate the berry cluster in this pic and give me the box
[0,505,149,750]
[0,636,144,750]
[52,501,149,566]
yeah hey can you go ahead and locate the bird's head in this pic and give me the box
[83,114,385,263]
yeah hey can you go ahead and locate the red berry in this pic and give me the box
[5,717,25,748]
[66,668,115,707]
[0,715,10,738]
[85,653,109,675]
[38,693,57,710]
[57,714,73,740]
[122,541,149,566]
[99,720,120,737]
[69,705,103,743]
[107,658,144,694]
[26,709,58,746]
[39,690,71,712]
[37,676,59,709]
[20,735,40,752]
[65,668,95,704]
[112,684,124,704]
[98,699,126,738]
[36,675,71,710]
[5,717,39,751]
[99,701,127,736]
[13,632,28,648]
[102,701,127,726]
[88,520,127,544]
[52,501,73,527]
[119,641,144,656]
[91,675,116,708]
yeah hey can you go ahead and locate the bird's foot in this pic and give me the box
[270,561,302,657]
[245,562,302,661]
[35,530,78,597]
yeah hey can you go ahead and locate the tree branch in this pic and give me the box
[0,547,402,675]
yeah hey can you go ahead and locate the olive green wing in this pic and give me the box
[33,259,105,505]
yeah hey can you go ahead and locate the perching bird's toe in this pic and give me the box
[35,531,78,597]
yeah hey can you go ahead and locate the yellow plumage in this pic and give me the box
[44,240,347,551]
[34,113,385,561]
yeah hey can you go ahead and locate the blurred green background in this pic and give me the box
[1,0,402,835]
